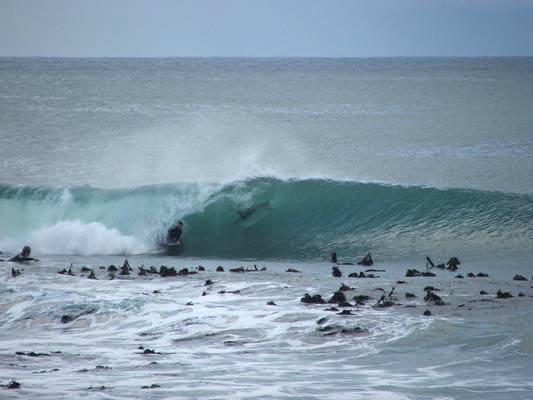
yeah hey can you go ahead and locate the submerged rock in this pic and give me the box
[405,269,421,277]
[216,266,224,272]
[513,275,528,281]
[424,291,446,306]
[496,290,513,299]
[357,253,373,266]
[446,257,461,270]
[332,266,342,277]
[286,268,301,273]
[327,290,347,304]
[353,295,370,305]
[300,293,325,304]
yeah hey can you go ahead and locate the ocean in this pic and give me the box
[0,57,532,399]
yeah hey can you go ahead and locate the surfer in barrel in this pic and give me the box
[166,220,184,246]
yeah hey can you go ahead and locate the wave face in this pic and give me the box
[0,178,531,260]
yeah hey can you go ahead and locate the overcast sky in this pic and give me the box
[1,0,532,57]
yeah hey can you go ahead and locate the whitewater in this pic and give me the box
[0,57,532,399]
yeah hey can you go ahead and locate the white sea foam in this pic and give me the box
[19,220,150,255]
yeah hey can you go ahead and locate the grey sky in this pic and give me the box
[1,0,533,57]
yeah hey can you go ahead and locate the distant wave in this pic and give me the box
[0,178,531,260]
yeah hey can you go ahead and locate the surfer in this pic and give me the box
[166,221,184,246]
[9,246,39,262]
[236,201,271,221]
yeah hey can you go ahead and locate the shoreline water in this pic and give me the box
[1,255,532,399]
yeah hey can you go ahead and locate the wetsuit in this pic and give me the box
[167,225,183,244]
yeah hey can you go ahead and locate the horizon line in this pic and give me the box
[1,55,533,59]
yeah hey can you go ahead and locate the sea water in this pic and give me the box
[0,58,532,399]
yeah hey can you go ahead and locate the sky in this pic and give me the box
[1,0,533,57]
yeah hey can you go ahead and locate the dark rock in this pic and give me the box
[330,252,338,264]
[197,266,205,271]
[202,291,207,296]
[420,272,436,277]
[58,268,67,274]
[424,286,440,292]
[143,349,156,354]
[286,268,301,273]
[141,384,160,389]
[108,265,117,272]
[316,317,328,324]
[325,307,339,312]
[216,266,224,272]
[477,273,489,277]
[467,272,476,278]
[300,293,325,304]
[405,292,416,298]
[337,310,353,315]
[266,301,277,306]
[15,351,50,357]
[11,268,21,278]
[338,301,353,308]
[123,259,133,271]
[375,295,396,308]
[435,264,446,269]
[340,326,367,335]
[61,315,74,323]
[339,283,354,291]
[357,252,373,266]
[185,301,193,306]
[480,290,488,295]
[81,266,91,273]
[327,290,347,304]
[518,292,525,297]
[423,310,432,316]
[153,290,161,294]
[513,275,528,281]
[7,379,20,389]
[204,279,213,286]
[160,266,178,277]
[406,269,421,277]
[396,280,407,284]
[332,266,342,277]
[366,269,386,272]
[87,270,97,280]
[230,267,244,273]
[455,274,464,279]
[446,257,461,270]
[353,295,370,305]
[424,291,446,305]
[138,266,148,276]
[496,290,513,299]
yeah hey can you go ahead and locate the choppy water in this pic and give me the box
[1,257,532,399]
[0,57,532,399]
